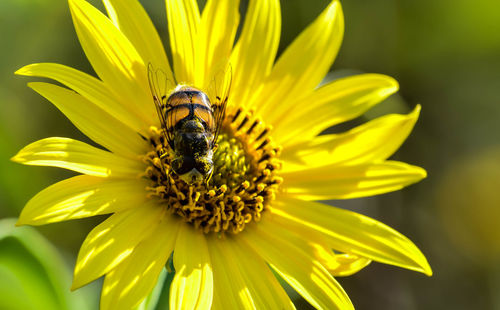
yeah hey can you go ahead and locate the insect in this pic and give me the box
[147,64,231,185]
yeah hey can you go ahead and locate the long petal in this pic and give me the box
[282,161,427,200]
[166,0,200,83]
[11,137,143,178]
[170,224,213,310]
[241,220,353,310]
[254,0,344,124]
[209,237,254,310]
[230,0,281,108]
[194,0,240,87]
[270,219,372,277]
[103,0,174,81]
[282,106,420,172]
[100,214,180,310]
[17,175,148,226]
[28,82,148,157]
[68,0,155,126]
[208,236,294,310]
[274,74,399,146]
[72,203,165,289]
[269,196,432,276]
[15,63,145,132]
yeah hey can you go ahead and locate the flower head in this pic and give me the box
[13,0,431,309]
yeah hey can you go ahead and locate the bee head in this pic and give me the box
[172,157,213,185]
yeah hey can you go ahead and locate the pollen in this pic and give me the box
[141,107,282,234]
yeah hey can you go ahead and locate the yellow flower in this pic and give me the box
[13,0,431,309]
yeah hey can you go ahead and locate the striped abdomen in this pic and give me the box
[165,86,215,135]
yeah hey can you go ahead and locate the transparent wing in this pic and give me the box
[206,64,232,148]
[147,63,176,149]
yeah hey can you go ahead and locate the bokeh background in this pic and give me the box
[1,0,500,309]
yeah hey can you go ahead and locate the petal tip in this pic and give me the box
[70,283,79,292]
[424,267,433,277]
[410,104,422,118]
[26,82,40,90]
[329,0,342,9]
[407,164,427,181]
[17,210,38,227]
[26,82,52,94]
[70,276,85,291]
[327,0,344,23]
[418,167,427,179]
[380,78,399,97]
[10,153,23,163]
[417,252,433,276]
[416,258,433,277]
[15,66,30,76]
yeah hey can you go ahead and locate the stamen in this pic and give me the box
[246,119,260,135]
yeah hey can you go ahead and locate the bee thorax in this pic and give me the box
[174,132,211,156]
[180,119,205,133]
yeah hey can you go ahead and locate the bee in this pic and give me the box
[147,64,230,185]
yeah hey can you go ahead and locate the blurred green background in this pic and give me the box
[1,0,500,309]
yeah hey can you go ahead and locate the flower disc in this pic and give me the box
[142,107,282,234]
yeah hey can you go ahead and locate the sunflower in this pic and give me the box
[13,0,431,309]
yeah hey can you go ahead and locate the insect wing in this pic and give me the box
[147,63,176,149]
[206,64,232,148]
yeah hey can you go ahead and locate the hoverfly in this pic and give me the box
[147,64,231,185]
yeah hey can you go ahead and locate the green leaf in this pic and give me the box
[0,218,90,310]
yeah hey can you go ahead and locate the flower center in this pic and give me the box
[141,107,282,234]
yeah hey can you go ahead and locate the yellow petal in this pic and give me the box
[230,0,281,108]
[253,0,344,124]
[209,237,255,310]
[282,160,427,200]
[268,218,372,277]
[208,236,294,310]
[28,82,148,157]
[241,220,353,310]
[166,0,200,83]
[68,0,155,126]
[312,243,371,277]
[72,203,164,290]
[103,0,174,81]
[195,0,240,88]
[282,105,420,172]
[11,137,143,178]
[270,196,432,276]
[101,214,180,310]
[17,175,148,226]
[274,74,399,147]
[330,254,371,277]
[170,224,213,310]
[15,63,145,133]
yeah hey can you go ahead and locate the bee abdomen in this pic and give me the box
[166,87,215,133]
